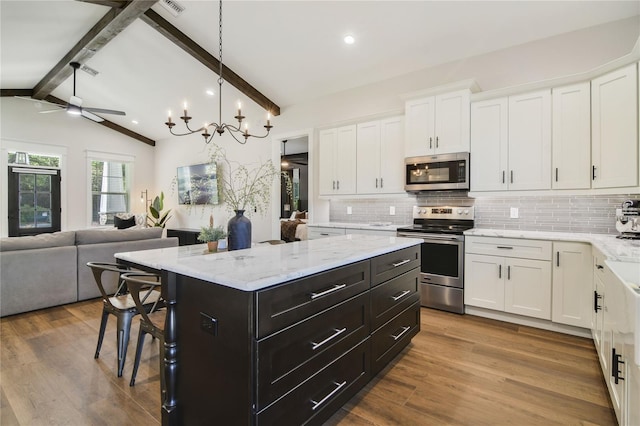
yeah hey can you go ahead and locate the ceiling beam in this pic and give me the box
[140,9,281,116]
[0,89,34,97]
[31,1,158,100]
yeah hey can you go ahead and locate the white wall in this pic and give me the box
[0,97,156,237]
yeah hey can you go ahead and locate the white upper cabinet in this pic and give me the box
[507,89,552,190]
[357,116,405,195]
[591,63,638,189]
[405,89,470,157]
[552,82,591,189]
[470,97,509,191]
[318,125,357,195]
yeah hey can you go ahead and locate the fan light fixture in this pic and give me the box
[165,0,272,144]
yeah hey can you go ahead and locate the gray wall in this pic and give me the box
[329,194,638,234]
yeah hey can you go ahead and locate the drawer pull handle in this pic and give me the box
[391,290,411,301]
[596,264,604,270]
[391,326,411,341]
[310,380,347,411]
[320,233,330,236]
[496,246,513,250]
[310,284,347,300]
[311,327,347,350]
[392,259,411,268]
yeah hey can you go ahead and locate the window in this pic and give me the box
[7,152,62,236]
[90,159,131,226]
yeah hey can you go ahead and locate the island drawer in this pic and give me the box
[370,269,419,330]
[256,338,370,426]
[256,260,370,338]
[371,301,420,375]
[256,292,370,410]
[370,246,420,287]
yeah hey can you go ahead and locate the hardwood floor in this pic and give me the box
[1,301,615,425]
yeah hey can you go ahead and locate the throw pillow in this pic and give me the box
[114,215,136,229]
[294,211,307,219]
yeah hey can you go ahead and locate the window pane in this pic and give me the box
[19,210,35,228]
[20,193,35,209]
[36,175,51,192]
[36,210,51,227]
[36,192,51,209]
[19,174,35,191]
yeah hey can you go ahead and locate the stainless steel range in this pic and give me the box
[397,206,474,314]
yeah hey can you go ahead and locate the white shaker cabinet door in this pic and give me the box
[504,257,551,320]
[356,120,381,194]
[508,89,552,190]
[318,128,337,195]
[591,63,638,189]
[335,125,357,194]
[405,96,436,157]
[551,242,592,328]
[379,116,405,194]
[552,82,591,189]
[434,89,471,154]
[470,98,509,191]
[464,253,505,311]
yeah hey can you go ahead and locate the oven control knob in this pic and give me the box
[457,209,463,214]
[420,209,426,214]
[464,209,469,215]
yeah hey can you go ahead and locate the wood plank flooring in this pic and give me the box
[1,301,615,425]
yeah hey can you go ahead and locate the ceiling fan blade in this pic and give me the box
[83,107,126,116]
[15,96,64,108]
[39,108,65,114]
[81,110,104,122]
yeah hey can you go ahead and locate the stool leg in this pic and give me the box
[116,313,134,377]
[95,309,109,359]
[130,327,147,386]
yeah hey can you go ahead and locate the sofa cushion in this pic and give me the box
[75,227,163,245]
[0,231,76,252]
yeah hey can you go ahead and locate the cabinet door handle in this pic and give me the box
[592,165,596,180]
[311,327,347,350]
[337,180,340,190]
[612,348,625,385]
[391,325,411,341]
[556,251,560,267]
[380,178,383,188]
[429,137,433,149]
[311,381,347,411]
[594,291,602,313]
[391,290,411,301]
[555,168,558,182]
[498,264,502,279]
[435,136,439,148]
[310,283,347,300]
[332,180,335,190]
[392,259,411,268]
[507,265,511,280]
[596,264,604,270]
[496,246,513,250]
[502,170,505,184]
[375,178,378,188]
[510,170,514,184]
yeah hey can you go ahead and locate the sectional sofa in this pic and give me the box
[0,228,178,317]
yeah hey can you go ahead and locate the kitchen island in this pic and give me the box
[115,234,422,426]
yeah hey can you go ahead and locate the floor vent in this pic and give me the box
[80,64,99,77]
[160,0,185,17]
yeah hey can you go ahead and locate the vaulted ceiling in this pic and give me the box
[2,1,639,146]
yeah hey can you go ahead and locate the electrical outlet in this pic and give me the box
[510,207,519,219]
[347,206,352,215]
[389,206,396,215]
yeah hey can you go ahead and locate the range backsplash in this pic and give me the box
[328,193,639,235]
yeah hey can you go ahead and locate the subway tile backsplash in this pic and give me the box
[329,193,639,235]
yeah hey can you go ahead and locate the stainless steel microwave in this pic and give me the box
[404,152,470,192]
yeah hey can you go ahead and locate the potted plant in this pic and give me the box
[208,145,279,250]
[198,215,227,252]
[147,191,172,228]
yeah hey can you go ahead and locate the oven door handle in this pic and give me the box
[397,233,461,241]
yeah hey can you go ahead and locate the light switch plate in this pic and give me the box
[347,206,352,215]
[510,207,519,219]
[389,206,396,215]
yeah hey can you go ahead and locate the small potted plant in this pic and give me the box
[198,215,227,252]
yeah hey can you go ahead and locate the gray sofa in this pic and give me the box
[0,228,178,317]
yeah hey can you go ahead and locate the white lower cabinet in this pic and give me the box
[629,364,640,426]
[465,237,551,320]
[551,242,593,328]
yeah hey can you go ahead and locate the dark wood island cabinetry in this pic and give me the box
[116,235,421,425]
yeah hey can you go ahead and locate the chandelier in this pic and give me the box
[164,0,272,144]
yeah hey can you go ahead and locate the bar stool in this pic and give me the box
[86,262,162,377]
[120,271,165,391]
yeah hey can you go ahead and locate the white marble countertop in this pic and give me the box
[115,234,421,292]
[307,222,407,232]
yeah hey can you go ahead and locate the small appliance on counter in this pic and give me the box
[616,199,640,239]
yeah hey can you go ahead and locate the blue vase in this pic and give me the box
[228,210,251,250]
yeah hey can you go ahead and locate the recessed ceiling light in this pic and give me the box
[206,89,215,96]
[132,120,139,125]
[344,35,355,45]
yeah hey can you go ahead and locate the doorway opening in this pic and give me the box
[279,136,308,218]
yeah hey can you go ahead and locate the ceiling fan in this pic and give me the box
[17,62,126,123]
[281,140,308,168]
